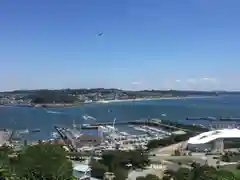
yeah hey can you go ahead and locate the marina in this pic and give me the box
[53,117,183,153]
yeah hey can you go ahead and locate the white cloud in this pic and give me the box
[165,77,219,90]
[200,77,216,82]
[131,81,141,85]
[186,78,197,84]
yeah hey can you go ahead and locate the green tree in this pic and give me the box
[162,164,237,180]
[113,168,128,180]
[136,176,146,180]
[13,144,72,180]
[221,153,231,162]
[0,147,13,179]
[144,174,161,180]
[90,159,108,179]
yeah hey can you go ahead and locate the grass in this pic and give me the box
[221,164,240,178]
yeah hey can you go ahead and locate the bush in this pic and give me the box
[173,150,181,156]
[90,159,108,179]
[11,144,73,180]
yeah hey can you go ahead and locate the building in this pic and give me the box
[75,134,101,148]
[187,128,240,152]
[81,126,104,140]
[0,130,11,146]
[73,164,100,180]
[103,172,115,180]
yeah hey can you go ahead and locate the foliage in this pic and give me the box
[136,176,147,180]
[29,90,78,104]
[163,164,237,180]
[136,174,161,180]
[113,168,128,180]
[100,150,149,171]
[221,152,231,162]
[160,120,208,132]
[93,150,147,179]
[173,150,181,156]
[12,144,73,180]
[90,159,108,179]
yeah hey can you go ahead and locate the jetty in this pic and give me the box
[186,117,240,121]
[54,126,77,152]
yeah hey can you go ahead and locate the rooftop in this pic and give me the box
[188,128,240,144]
[73,164,91,172]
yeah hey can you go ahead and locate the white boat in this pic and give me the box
[19,129,29,134]
[82,115,96,121]
[133,126,148,132]
[102,118,118,133]
[97,100,109,104]
[51,132,60,138]
[120,132,129,136]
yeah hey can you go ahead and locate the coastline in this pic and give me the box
[94,95,217,104]
[32,95,217,107]
[0,95,218,108]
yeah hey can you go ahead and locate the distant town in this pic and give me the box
[0,88,238,107]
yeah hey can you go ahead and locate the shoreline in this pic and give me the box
[0,95,218,108]
[94,95,217,104]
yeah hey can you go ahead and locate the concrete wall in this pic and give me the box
[187,141,214,152]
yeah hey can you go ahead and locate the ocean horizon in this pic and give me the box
[0,95,240,141]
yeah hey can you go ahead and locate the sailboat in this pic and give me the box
[103,118,118,133]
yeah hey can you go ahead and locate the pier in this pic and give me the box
[85,120,193,132]
[186,117,240,121]
[54,126,77,152]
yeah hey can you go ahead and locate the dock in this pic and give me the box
[54,126,77,152]
[85,120,193,132]
[186,117,240,121]
[53,118,206,152]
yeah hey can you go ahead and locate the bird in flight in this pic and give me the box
[98,32,103,36]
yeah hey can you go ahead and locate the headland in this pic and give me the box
[0,88,232,108]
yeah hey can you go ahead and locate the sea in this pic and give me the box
[0,95,240,141]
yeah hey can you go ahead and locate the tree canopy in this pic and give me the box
[162,164,237,180]
[12,144,73,180]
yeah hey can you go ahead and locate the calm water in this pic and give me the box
[0,95,240,140]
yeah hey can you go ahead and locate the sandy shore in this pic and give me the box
[38,96,208,107]
[95,95,215,104]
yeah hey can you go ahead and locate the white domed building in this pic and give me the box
[187,128,240,152]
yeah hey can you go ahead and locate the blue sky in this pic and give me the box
[0,0,239,91]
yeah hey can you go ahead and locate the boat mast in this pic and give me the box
[113,118,116,129]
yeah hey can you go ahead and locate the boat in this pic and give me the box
[18,129,29,134]
[186,117,216,121]
[31,129,41,133]
[81,124,98,129]
[51,132,60,138]
[102,118,118,133]
[82,115,96,121]
[133,126,148,132]
[120,132,129,136]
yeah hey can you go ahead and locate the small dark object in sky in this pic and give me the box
[98,33,103,36]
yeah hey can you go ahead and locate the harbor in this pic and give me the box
[1,115,240,151]
[53,117,187,153]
